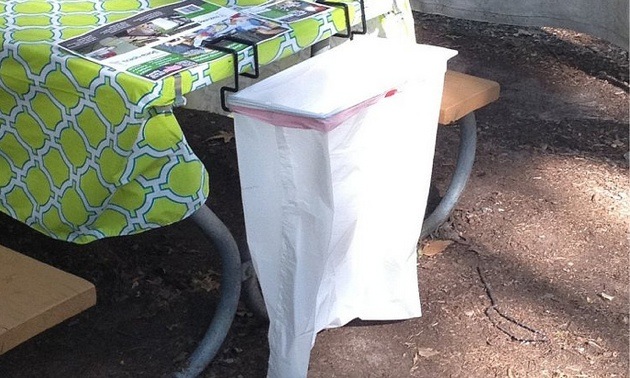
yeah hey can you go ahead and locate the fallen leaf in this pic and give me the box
[422,240,453,257]
[192,272,221,292]
[587,340,604,350]
[207,130,234,143]
[416,347,439,358]
[599,292,614,301]
[412,352,420,365]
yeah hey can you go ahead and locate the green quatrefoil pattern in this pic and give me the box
[0,0,350,243]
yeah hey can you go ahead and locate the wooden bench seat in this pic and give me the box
[0,245,96,355]
[439,70,501,125]
[421,70,500,238]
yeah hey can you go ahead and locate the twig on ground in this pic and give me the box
[476,266,549,344]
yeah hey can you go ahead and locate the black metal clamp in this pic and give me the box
[318,0,366,40]
[202,36,260,112]
[201,1,365,112]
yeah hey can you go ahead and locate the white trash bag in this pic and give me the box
[228,37,456,378]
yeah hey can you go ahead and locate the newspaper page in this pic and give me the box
[249,0,331,23]
[57,0,332,81]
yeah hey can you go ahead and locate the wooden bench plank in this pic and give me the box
[0,245,96,355]
[440,70,500,125]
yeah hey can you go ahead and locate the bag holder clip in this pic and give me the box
[202,36,260,112]
[202,1,364,111]
[317,0,366,40]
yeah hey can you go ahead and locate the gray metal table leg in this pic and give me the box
[174,204,241,378]
[240,241,269,321]
[421,112,477,239]
[310,39,331,57]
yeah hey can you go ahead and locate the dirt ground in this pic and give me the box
[0,12,628,378]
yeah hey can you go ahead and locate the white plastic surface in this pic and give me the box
[227,37,457,122]
[232,37,456,378]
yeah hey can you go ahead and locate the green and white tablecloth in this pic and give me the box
[0,0,354,243]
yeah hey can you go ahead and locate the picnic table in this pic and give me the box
[0,0,368,243]
[1,0,502,376]
[0,0,416,376]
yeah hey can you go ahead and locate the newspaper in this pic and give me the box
[58,0,331,81]
[249,0,331,23]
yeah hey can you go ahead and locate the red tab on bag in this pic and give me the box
[385,89,398,97]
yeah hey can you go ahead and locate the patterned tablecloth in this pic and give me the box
[0,0,353,243]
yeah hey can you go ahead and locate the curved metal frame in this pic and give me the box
[240,240,269,321]
[174,205,241,378]
[421,112,477,238]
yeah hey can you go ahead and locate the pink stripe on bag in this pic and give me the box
[231,89,397,132]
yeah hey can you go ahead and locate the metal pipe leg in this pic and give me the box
[174,204,241,378]
[239,240,269,321]
[310,39,330,57]
[421,112,477,238]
